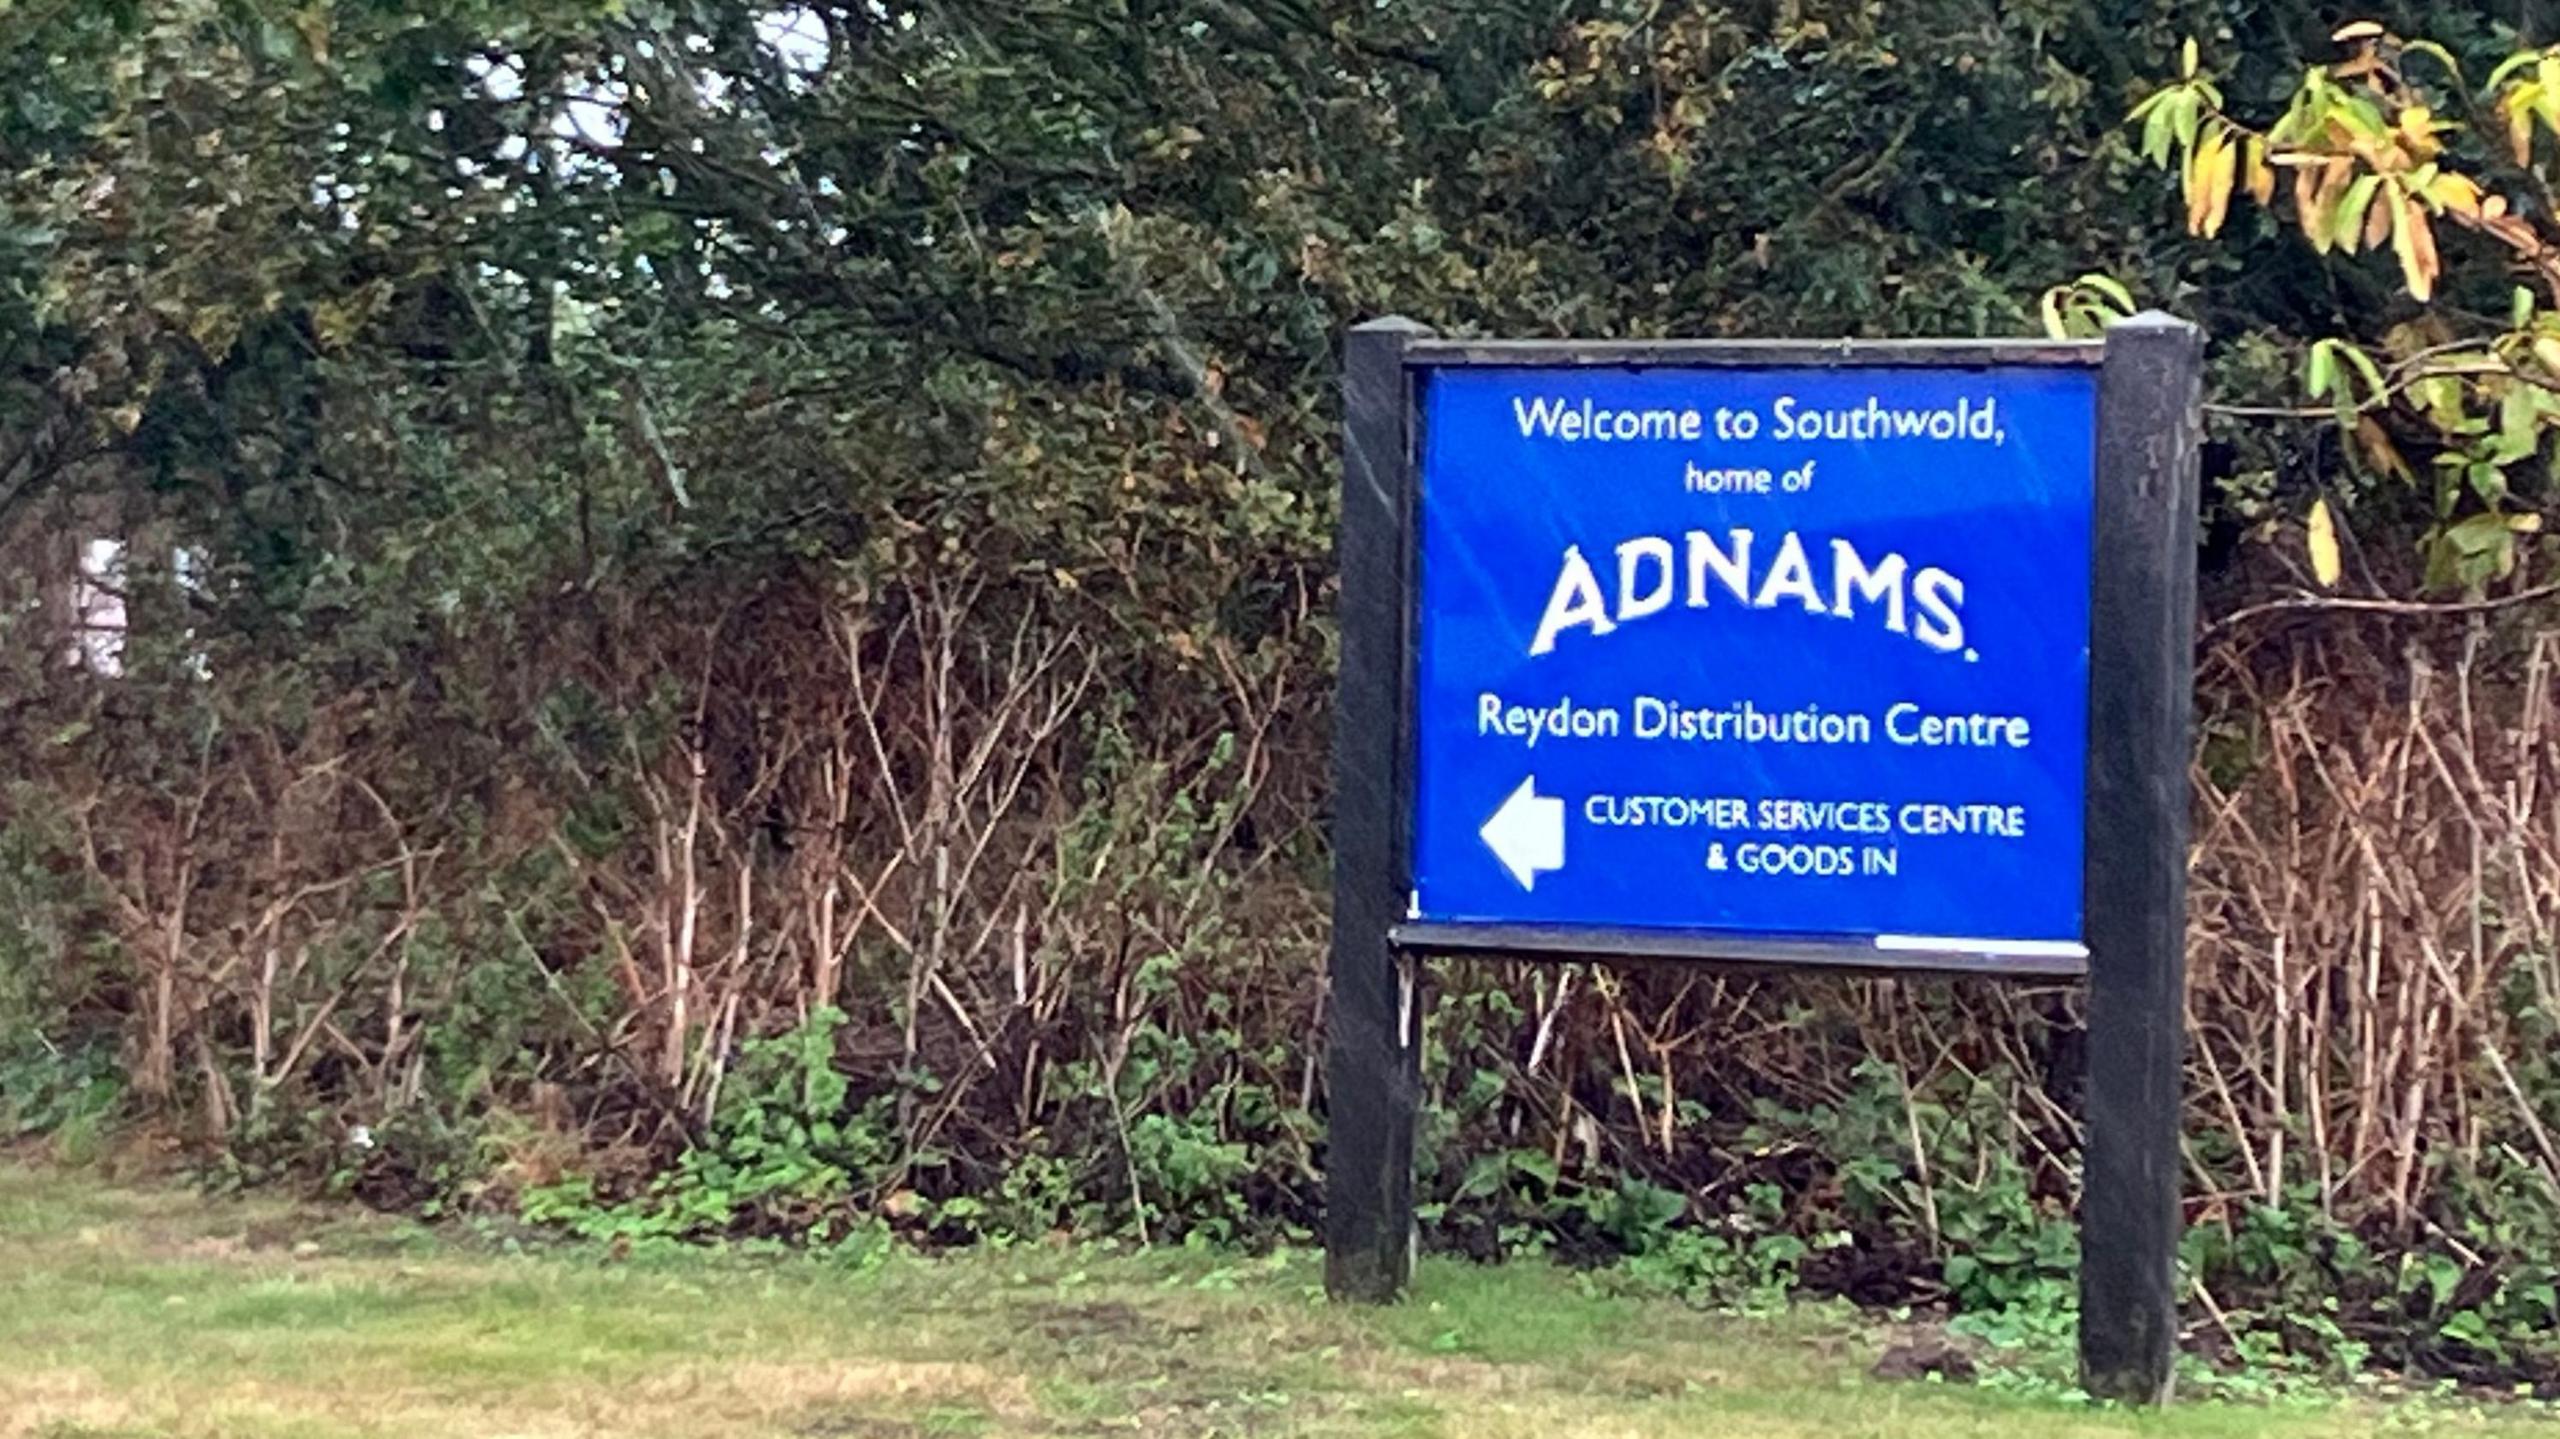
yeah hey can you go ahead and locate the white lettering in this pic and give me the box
[1521,529,1966,660]
[1511,395,1704,442]
[1616,537,1676,624]
[1752,532,1828,615]
[1885,703,2031,748]
[1529,545,1615,656]
[1912,567,1965,652]
[1685,529,1753,607]
[1828,539,1907,634]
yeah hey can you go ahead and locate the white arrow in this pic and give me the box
[1480,776,1564,891]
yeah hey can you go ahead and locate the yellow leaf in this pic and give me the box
[2307,499,2343,588]
[2391,196,2438,301]
[2530,336,2560,375]
[2192,130,2237,236]
[2428,171,2483,217]
[2398,104,2439,159]
[2183,128,2218,231]
[2405,197,2439,300]
[2512,513,2546,534]
[2509,86,2540,165]
[2302,159,2354,254]
[2243,135,2275,205]
[2359,181,2392,251]
[2293,162,2325,243]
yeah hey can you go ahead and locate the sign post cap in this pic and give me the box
[2110,310,2204,339]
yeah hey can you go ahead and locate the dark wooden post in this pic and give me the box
[1326,317,1429,1303]
[2079,311,2203,1403]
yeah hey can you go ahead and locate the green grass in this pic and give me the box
[0,1157,2549,1438]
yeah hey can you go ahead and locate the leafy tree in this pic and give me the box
[2114,19,2558,592]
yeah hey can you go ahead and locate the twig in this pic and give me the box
[2206,581,2560,637]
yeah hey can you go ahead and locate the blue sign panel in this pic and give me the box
[1412,363,2097,959]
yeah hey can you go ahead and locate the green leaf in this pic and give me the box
[2409,374,2465,430]
[2446,512,2516,555]
[2334,93,2390,141]
[2423,1252,2467,1310]
[2494,385,2547,464]
[1509,1149,1560,1187]
[2306,339,2340,401]
[2079,272,2135,311]
[2399,39,2463,84]
[2141,97,2178,166]
[2169,89,2201,150]
[2340,343,2388,406]
[2490,49,2545,91]
[2332,173,2382,251]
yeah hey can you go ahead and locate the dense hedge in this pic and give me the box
[6,0,2560,1387]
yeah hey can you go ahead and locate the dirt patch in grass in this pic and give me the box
[1025,1300,1152,1342]
[788,1415,929,1439]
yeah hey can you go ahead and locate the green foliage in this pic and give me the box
[0,809,120,1154]
[2121,20,2560,593]
[524,1008,896,1248]
[0,1041,122,1165]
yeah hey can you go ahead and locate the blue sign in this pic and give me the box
[1411,363,2097,960]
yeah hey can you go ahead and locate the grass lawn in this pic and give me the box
[2,1158,2551,1438]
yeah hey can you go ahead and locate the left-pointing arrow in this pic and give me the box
[1480,776,1565,891]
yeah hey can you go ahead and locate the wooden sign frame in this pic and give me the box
[1322,314,2202,1404]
